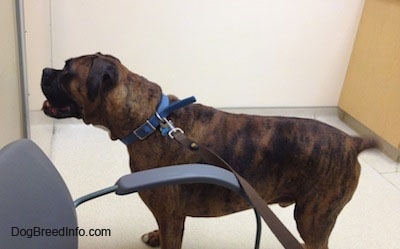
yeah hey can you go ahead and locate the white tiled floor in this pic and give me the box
[29,108,400,248]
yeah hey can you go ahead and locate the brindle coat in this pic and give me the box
[41,53,377,249]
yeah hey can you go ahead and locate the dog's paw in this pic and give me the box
[141,230,160,247]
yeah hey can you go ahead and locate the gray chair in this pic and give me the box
[0,139,78,249]
[0,139,261,249]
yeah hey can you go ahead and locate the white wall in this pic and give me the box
[27,0,365,109]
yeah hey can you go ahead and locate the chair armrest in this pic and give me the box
[115,164,243,195]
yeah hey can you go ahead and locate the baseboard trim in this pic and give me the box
[339,109,399,162]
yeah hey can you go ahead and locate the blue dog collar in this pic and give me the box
[120,94,196,146]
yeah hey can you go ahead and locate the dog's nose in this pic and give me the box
[42,68,53,79]
[41,68,59,86]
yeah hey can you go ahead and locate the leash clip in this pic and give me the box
[157,113,184,139]
[168,127,184,139]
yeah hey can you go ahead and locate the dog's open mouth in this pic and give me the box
[42,100,81,119]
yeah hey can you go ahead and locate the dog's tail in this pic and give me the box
[353,136,379,153]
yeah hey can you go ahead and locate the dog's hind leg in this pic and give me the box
[294,197,337,249]
[294,162,361,249]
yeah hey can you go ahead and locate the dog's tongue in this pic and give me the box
[42,100,51,109]
[42,100,71,117]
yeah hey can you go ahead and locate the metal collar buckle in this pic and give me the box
[133,120,156,140]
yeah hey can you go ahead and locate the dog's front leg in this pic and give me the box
[141,211,186,249]
[158,214,186,249]
[139,189,186,249]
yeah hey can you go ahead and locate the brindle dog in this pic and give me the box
[41,53,376,249]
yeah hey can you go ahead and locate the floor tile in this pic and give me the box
[359,149,399,174]
[382,172,400,191]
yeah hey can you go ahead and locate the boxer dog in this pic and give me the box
[41,53,376,249]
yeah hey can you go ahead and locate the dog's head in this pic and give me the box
[41,53,162,139]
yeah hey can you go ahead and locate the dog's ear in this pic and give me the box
[86,57,119,102]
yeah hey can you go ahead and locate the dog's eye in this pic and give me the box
[59,72,74,88]
[63,60,72,72]
[60,60,74,85]
[57,73,76,98]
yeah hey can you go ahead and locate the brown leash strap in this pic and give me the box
[173,132,303,249]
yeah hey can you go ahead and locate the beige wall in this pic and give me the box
[25,0,52,111]
[0,0,25,147]
[27,0,365,110]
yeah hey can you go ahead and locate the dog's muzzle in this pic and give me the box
[41,68,82,119]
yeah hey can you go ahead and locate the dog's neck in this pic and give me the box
[119,94,196,146]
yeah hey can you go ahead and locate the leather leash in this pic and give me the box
[172,132,304,249]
